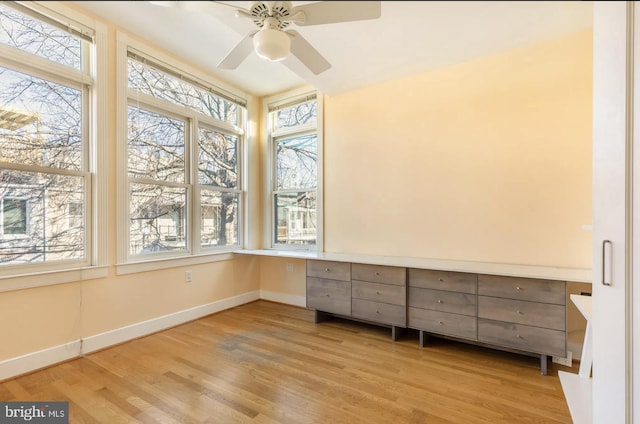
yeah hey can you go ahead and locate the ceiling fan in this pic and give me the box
[150,1,382,75]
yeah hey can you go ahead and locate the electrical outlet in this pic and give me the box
[552,350,572,367]
[286,263,294,273]
[185,270,192,282]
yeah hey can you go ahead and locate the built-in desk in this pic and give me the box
[235,250,592,376]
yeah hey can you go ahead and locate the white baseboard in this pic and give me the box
[81,290,260,354]
[0,290,260,382]
[0,341,82,382]
[260,290,306,307]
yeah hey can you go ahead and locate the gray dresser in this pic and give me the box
[408,269,477,345]
[306,260,352,317]
[351,263,406,340]
[307,260,407,340]
[476,274,566,361]
[306,258,567,375]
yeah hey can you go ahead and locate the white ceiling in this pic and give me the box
[71,1,593,97]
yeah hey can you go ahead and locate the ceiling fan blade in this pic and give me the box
[149,1,256,35]
[286,30,331,75]
[293,1,381,27]
[217,32,256,69]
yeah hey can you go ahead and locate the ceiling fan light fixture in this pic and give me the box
[253,27,290,62]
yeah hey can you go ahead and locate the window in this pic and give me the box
[0,3,95,268]
[122,47,245,261]
[2,198,28,236]
[267,93,321,248]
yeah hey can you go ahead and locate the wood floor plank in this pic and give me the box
[0,300,574,423]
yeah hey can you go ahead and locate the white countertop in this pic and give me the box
[570,293,593,320]
[235,249,592,283]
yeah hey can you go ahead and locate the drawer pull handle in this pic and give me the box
[516,334,523,339]
[438,321,444,325]
[602,240,612,286]
[376,310,380,314]
[325,268,330,272]
[437,299,443,304]
[439,278,444,282]
[376,291,380,295]
[516,310,523,315]
[375,272,380,276]
[516,286,522,290]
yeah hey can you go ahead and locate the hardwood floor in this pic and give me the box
[0,300,575,423]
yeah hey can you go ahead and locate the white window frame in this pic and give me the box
[263,88,323,251]
[116,32,249,274]
[0,1,108,290]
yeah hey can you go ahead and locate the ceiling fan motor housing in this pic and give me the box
[248,1,293,29]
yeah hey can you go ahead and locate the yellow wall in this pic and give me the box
[323,30,592,269]
[0,283,82,359]
[259,257,307,298]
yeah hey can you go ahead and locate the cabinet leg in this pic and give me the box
[391,326,405,341]
[540,354,548,376]
[314,310,331,323]
[419,330,429,348]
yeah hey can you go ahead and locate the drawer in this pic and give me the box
[478,318,566,357]
[478,296,565,331]
[477,275,565,305]
[408,307,476,340]
[307,260,351,282]
[409,268,476,294]
[408,287,476,316]
[306,277,351,316]
[352,280,406,305]
[351,298,406,327]
[351,263,406,286]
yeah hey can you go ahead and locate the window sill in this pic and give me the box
[116,251,236,275]
[0,265,109,293]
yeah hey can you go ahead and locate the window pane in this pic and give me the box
[0,169,85,265]
[276,135,317,190]
[0,67,82,170]
[198,128,237,188]
[129,183,186,255]
[67,201,83,229]
[275,100,316,130]
[128,106,185,183]
[200,189,238,248]
[128,58,238,125]
[275,191,316,245]
[3,198,27,235]
[0,4,82,70]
